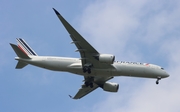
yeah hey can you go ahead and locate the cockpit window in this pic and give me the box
[161,68,164,70]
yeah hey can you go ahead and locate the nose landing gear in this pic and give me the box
[156,77,161,84]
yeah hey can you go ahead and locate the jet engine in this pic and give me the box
[96,54,115,64]
[102,82,119,92]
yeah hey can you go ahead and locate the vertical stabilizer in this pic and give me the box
[16,38,38,56]
[10,43,30,59]
[10,43,30,69]
[10,38,38,69]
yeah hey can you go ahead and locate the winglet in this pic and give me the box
[69,95,76,99]
[52,8,77,35]
[69,95,73,99]
[52,8,60,15]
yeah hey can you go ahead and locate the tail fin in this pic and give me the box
[10,43,30,59]
[16,38,38,56]
[10,38,38,69]
[10,43,29,69]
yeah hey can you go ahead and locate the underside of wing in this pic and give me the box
[70,82,99,99]
[52,8,114,70]
[70,76,114,99]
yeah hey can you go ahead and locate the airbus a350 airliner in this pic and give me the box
[10,8,169,99]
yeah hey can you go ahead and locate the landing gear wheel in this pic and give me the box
[83,66,91,74]
[83,68,87,73]
[85,81,89,87]
[82,63,93,74]
[156,77,161,85]
[156,81,159,84]
[90,83,93,88]
[84,82,93,88]
[87,68,91,74]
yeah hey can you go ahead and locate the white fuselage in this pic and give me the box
[15,56,169,79]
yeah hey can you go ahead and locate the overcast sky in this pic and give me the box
[1,0,180,112]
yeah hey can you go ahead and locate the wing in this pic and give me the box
[70,76,113,99]
[70,82,99,99]
[53,8,113,69]
[52,8,115,99]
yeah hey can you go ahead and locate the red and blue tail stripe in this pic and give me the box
[16,38,38,56]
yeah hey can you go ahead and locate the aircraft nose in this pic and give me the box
[164,72,170,78]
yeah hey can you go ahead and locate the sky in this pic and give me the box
[1,0,180,112]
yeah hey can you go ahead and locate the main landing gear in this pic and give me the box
[83,67,91,74]
[156,77,161,84]
[83,63,93,74]
[84,76,94,88]
[85,81,94,88]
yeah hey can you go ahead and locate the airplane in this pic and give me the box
[10,8,169,99]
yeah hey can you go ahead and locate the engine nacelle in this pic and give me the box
[102,82,119,92]
[97,54,115,64]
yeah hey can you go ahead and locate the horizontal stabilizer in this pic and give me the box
[10,43,30,59]
[16,61,28,69]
